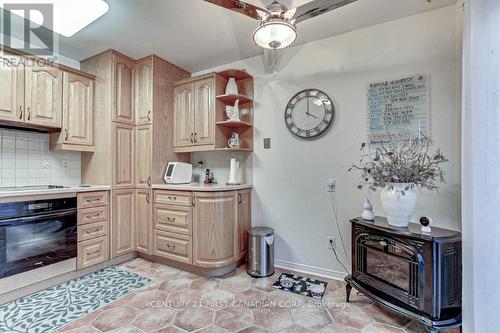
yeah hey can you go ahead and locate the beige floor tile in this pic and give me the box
[174,306,215,332]
[132,306,177,332]
[290,307,332,330]
[215,306,254,331]
[253,307,294,331]
[92,306,139,332]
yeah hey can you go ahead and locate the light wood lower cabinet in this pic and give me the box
[237,189,251,260]
[111,189,135,257]
[77,190,110,270]
[151,189,251,270]
[77,236,110,270]
[154,230,192,264]
[135,189,152,254]
[193,191,238,268]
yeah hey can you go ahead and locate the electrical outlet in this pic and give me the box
[326,179,336,192]
[327,236,336,250]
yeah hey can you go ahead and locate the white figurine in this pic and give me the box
[419,216,433,233]
[361,198,375,221]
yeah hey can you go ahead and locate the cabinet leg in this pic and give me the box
[346,283,352,303]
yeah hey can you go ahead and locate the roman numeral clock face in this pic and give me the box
[284,89,335,139]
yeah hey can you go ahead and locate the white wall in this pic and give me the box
[194,5,463,277]
[461,0,500,332]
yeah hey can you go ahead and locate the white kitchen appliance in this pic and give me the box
[164,162,192,184]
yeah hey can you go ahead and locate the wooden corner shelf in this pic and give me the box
[216,120,253,128]
[216,94,252,105]
[217,69,252,81]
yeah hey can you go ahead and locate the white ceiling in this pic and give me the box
[6,0,458,72]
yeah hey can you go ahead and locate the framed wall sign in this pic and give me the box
[367,73,430,145]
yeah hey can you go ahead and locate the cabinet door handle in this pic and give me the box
[86,249,101,256]
[192,196,195,207]
[238,193,242,205]
[18,106,23,119]
[166,243,176,250]
[147,177,151,187]
[85,228,101,234]
[147,110,151,122]
[194,132,198,143]
[146,193,150,204]
[85,198,101,203]
[166,217,176,222]
[168,196,177,201]
[65,129,69,141]
[86,212,101,219]
[27,107,31,120]
[190,133,194,143]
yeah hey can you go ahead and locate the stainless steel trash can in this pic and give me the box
[247,227,274,277]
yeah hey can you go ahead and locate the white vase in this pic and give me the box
[380,183,416,227]
[225,77,238,95]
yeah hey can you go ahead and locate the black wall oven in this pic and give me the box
[0,197,77,278]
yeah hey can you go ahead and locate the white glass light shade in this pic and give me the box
[253,20,297,49]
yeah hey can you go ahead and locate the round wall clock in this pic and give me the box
[284,89,335,139]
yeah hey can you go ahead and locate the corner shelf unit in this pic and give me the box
[214,69,254,152]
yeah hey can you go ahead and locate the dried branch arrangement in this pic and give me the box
[349,136,448,195]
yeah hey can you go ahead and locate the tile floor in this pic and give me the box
[56,259,460,333]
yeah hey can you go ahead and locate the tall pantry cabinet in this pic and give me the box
[81,50,189,258]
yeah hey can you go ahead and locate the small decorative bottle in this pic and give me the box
[361,198,375,221]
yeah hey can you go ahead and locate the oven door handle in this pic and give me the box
[0,210,77,226]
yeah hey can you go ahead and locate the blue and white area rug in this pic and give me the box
[0,266,152,333]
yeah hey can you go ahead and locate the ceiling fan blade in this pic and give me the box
[285,0,358,24]
[204,0,270,21]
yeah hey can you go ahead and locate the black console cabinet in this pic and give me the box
[345,217,462,333]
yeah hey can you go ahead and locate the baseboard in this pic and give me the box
[274,259,348,281]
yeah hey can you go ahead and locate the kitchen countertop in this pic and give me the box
[0,185,111,198]
[152,183,252,192]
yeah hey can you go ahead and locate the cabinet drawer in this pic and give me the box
[78,206,109,225]
[154,230,192,264]
[78,191,109,209]
[77,236,109,269]
[78,221,109,242]
[154,190,191,207]
[154,204,191,235]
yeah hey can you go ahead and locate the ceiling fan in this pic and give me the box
[204,0,358,50]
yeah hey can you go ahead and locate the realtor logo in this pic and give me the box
[2,3,54,55]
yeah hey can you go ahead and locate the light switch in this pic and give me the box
[263,138,271,149]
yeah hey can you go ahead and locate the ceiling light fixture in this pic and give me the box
[253,19,297,49]
[0,0,109,37]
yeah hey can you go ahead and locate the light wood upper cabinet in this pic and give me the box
[111,189,135,257]
[25,66,62,128]
[237,189,251,259]
[174,82,195,147]
[134,59,152,125]
[135,124,151,187]
[193,78,215,146]
[113,123,135,188]
[113,56,134,124]
[193,191,238,268]
[173,76,216,152]
[61,72,94,147]
[0,54,24,123]
[135,189,152,254]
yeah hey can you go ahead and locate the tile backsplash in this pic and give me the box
[0,129,81,187]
